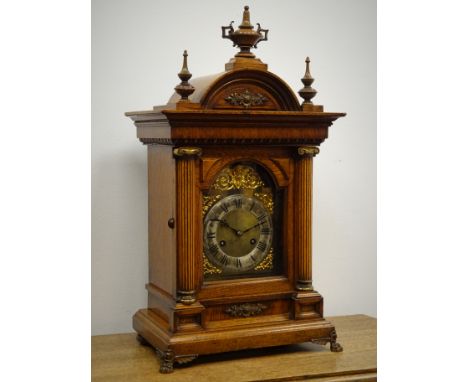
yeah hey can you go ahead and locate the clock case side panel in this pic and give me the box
[145,144,178,327]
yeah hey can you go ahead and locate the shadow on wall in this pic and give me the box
[92,147,148,334]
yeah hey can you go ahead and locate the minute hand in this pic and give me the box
[241,220,265,235]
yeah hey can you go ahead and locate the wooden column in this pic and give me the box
[295,146,320,291]
[173,147,202,304]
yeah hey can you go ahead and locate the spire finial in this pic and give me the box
[174,50,195,101]
[298,56,317,105]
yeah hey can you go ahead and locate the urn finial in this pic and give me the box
[221,6,269,58]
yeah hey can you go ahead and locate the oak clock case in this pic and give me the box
[125,6,346,374]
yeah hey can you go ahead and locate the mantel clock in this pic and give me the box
[126,6,346,373]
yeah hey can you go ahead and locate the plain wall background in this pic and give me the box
[92,0,376,335]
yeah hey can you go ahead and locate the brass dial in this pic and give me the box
[203,194,273,273]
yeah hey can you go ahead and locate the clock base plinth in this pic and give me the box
[133,308,341,374]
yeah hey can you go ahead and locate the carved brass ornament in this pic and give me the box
[254,248,273,271]
[202,194,222,217]
[253,191,273,214]
[203,255,222,275]
[297,146,319,157]
[173,147,202,157]
[203,193,223,275]
[213,165,265,191]
[224,302,268,317]
[224,89,268,108]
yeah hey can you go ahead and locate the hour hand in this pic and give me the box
[209,219,239,234]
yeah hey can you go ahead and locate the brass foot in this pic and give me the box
[158,349,175,374]
[329,329,343,352]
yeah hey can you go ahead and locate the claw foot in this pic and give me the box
[329,329,343,352]
[157,349,175,374]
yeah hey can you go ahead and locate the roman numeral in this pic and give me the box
[235,258,242,268]
[257,214,267,222]
[208,243,219,255]
[220,203,229,213]
[234,198,242,208]
[250,254,257,263]
[257,241,267,252]
[261,227,271,235]
[220,254,229,266]
[207,231,216,239]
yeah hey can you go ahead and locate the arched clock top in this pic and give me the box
[167,69,301,111]
[200,69,301,111]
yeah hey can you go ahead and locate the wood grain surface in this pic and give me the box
[92,314,376,382]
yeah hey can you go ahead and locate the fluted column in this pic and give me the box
[295,146,320,291]
[173,147,202,304]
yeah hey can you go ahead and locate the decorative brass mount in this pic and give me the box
[298,146,320,157]
[224,89,268,108]
[212,164,265,191]
[224,302,268,317]
[173,147,202,158]
[222,6,268,58]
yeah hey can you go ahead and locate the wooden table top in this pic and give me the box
[92,314,376,381]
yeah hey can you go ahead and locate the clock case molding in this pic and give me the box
[125,6,345,373]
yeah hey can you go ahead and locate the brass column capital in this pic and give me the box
[173,147,202,158]
[177,290,197,305]
[296,280,314,291]
[298,146,320,157]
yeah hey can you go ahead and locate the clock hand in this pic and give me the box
[209,219,241,235]
[241,220,265,235]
